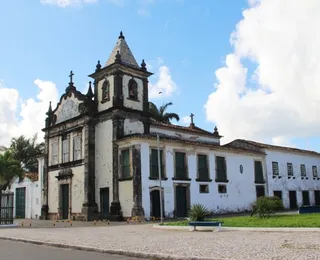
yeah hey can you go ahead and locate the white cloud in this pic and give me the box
[40,0,98,7]
[205,0,320,145]
[137,8,150,16]
[180,115,190,126]
[149,65,178,99]
[0,80,59,147]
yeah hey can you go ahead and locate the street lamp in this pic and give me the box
[157,134,164,225]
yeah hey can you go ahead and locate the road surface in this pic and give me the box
[0,239,145,260]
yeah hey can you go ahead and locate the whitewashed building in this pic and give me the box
[226,140,320,209]
[8,172,41,219]
[40,31,320,221]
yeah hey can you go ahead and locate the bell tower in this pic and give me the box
[89,32,153,220]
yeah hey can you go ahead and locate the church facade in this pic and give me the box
[40,32,320,221]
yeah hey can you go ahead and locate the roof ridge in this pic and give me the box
[151,120,220,137]
[232,139,320,155]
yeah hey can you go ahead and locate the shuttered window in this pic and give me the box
[150,149,164,178]
[197,154,209,180]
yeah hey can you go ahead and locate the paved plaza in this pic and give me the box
[1,221,320,260]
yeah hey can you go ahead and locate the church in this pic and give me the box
[40,32,320,221]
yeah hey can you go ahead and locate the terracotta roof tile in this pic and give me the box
[151,120,222,138]
[24,172,39,182]
[225,139,320,157]
[116,134,265,155]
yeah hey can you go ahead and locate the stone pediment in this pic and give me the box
[54,93,83,124]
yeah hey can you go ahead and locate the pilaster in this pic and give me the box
[40,131,49,220]
[109,116,124,220]
[82,120,99,221]
[131,144,145,217]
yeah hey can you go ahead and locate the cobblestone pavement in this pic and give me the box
[0,239,144,260]
[1,224,320,260]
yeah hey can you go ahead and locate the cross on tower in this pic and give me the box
[190,113,194,124]
[69,70,74,84]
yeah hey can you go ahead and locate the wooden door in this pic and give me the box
[15,187,26,219]
[61,184,69,220]
[150,190,161,218]
[175,186,188,218]
[100,188,109,219]
[289,190,297,209]
[302,191,310,206]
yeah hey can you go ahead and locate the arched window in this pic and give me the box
[128,79,138,100]
[101,79,110,102]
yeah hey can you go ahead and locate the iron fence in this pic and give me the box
[0,192,14,225]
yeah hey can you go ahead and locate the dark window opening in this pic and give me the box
[218,184,227,194]
[199,184,209,194]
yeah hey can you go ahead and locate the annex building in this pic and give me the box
[40,32,320,221]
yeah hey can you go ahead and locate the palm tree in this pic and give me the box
[149,101,180,124]
[10,134,44,173]
[0,150,24,190]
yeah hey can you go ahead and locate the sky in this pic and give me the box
[1,0,320,151]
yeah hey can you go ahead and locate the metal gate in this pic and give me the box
[0,192,14,225]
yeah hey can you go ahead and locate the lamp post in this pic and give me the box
[157,134,164,225]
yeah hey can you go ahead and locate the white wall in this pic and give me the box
[95,120,113,212]
[124,118,144,135]
[48,165,85,214]
[139,141,265,218]
[10,177,41,219]
[266,149,320,208]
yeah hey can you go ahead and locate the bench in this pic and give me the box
[188,221,224,232]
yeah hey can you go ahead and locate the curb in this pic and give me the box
[153,225,320,232]
[0,224,19,228]
[0,237,217,260]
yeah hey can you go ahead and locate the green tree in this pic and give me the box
[149,101,180,124]
[10,134,44,173]
[0,150,24,190]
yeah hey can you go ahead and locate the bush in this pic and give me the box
[251,196,284,218]
[188,204,212,221]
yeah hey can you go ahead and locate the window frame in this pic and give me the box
[300,164,306,177]
[120,148,131,179]
[62,134,70,163]
[272,161,279,176]
[215,156,228,183]
[174,151,189,180]
[149,148,166,179]
[101,79,110,102]
[287,162,293,176]
[128,79,138,101]
[73,132,82,161]
[312,166,318,178]
[197,154,210,181]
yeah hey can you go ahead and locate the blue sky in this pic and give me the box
[1,0,320,152]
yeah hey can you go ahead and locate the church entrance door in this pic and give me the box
[175,186,188,218]
[100,188,109,219]
[150,189,164,219]
[61,184,69,220]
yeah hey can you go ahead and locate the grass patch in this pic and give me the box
[164,213,320,228]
